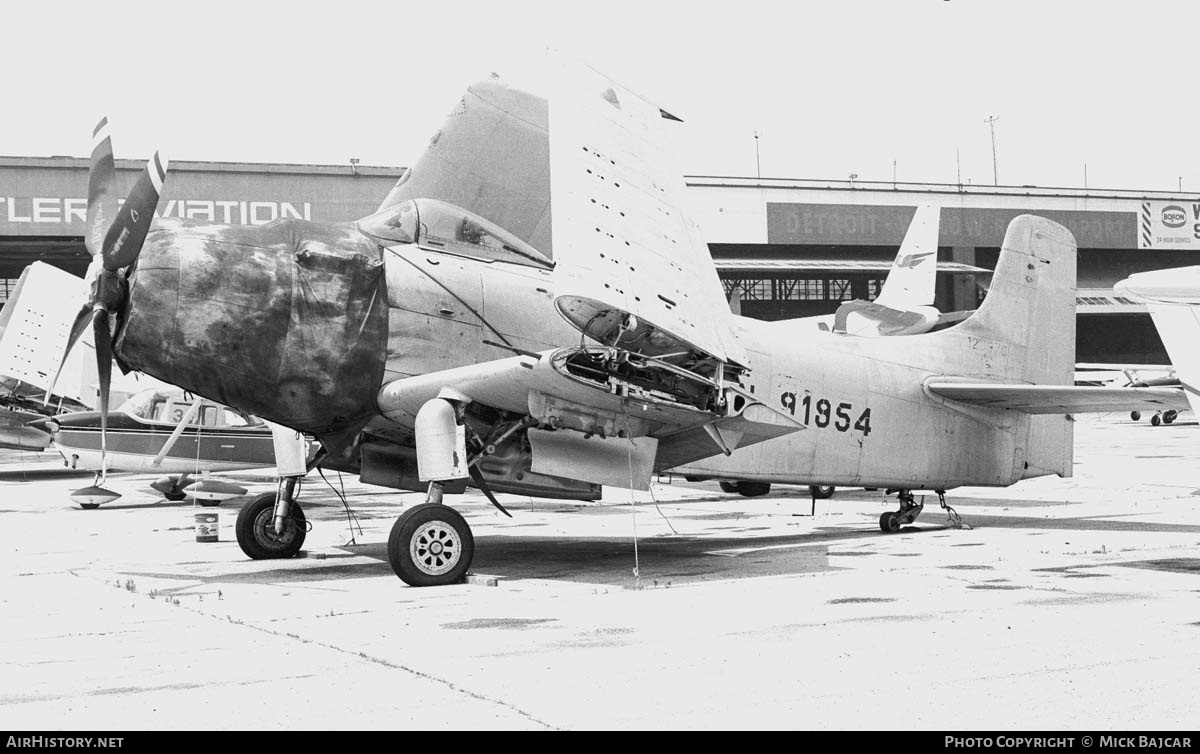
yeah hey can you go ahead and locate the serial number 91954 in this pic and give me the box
[780,392,872,435]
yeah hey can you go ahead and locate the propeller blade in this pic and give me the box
[93,308,113,480]
[85,118,117,258]
[44,304,94,404]
[101,151,168,270]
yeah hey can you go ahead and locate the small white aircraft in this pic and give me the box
[1074,362,1184,424]
[0,262,99,451]
[29,388,289,507]
[1115,267,1200,422]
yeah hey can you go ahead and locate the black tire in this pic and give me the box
[1163,410,1178,424]
[1130,411,1142,421]
[879,511,900,533]
[388,504,475,587]
[1151,413,1162,426]
[163,490,187,502]
[718,481,739,494]
[79,503,100,510]
[198,500,222,507]
[234,492,306,560]
[736,481,771,497]
[809,485,835,499]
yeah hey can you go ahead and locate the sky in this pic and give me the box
[3,0,1198,193]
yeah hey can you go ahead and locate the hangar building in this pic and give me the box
[1,155,1193,363]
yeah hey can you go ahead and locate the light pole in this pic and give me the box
[754,130,761,179]
[984,115,999,185]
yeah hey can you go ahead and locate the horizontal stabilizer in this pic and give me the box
[927,382,1188,414]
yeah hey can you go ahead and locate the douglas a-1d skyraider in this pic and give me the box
[58,61,1186,586]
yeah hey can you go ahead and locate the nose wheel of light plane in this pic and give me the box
[387,503,475,587]
[234,491,307,559]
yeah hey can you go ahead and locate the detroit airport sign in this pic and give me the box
[0,196,312,228]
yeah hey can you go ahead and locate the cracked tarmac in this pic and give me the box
[1,415,1199,729]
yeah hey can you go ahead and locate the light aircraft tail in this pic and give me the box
[1115,266,1200,417]
[873,204,939,310]
[817,204,942,337]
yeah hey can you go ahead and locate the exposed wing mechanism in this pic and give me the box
[377,347,798,491]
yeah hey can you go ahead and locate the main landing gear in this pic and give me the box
[387,482,475,587]
[878,490,968,533]
[1149,410,1178,426]
[234,478,308,559]
[1134,409,1178,425]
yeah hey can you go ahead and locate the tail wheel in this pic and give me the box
[879,511,901,533]
[388,503,475,587]
[234,492,306,559]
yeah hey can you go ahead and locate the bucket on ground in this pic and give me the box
[194,511,218,543]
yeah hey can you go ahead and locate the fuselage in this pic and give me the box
[115,212,1071,495]
[374,240,1062,491]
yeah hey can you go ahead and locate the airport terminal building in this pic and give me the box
[1,155,1195,363]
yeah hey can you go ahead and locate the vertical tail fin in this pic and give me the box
[873,204,940,310]
[957,215,1078,386]
[956,215,1078,480]
[1116,267,1200,416]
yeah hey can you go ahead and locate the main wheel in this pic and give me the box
[809,485,835,499]
[163,489,187,502]
[736,481,771,497]
[388,504,475,587]
[879,511,901,533]
[719,481,739,494]
[1163,410,1178,424]
[1151,413,1162,426]
[1130,410,1142,421]
[234,492,306,559]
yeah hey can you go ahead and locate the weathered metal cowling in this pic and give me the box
[114,218,389,438]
